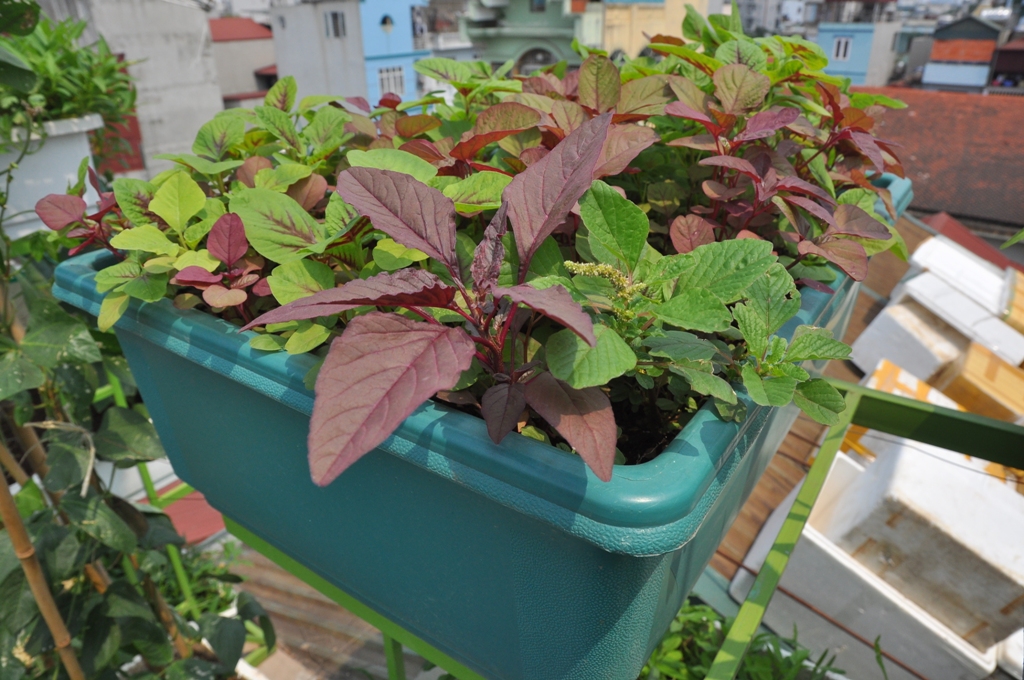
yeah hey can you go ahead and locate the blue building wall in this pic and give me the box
[360,0,429,103]
[813,23,876,85]
[922,62,990,88]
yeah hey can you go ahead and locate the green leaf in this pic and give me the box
[265,75,297,111]
[62,496,138,553]
[98,292,129,332]
[267,259,336,305]
[371,238,429,271]
[174,249,221,272]
[299,95,340,112]
[714,40,767,71]
[21,310,100,369]
[284,321,331,355]
[81,614,121,675]
[785,326,850,363]
[255,105,302,149]
[254,163,313,192]
[249,334,286,352]
[193,116,245,160]
[104,580,155,620]
[123,272,169,303]
[110,225,179,256]
[712,63,771,113]
[231,188,328,264]
[577,55,621,113]
[804,151,835,198]
[43,441,89,492]
[546,324,637,389]
[13,478,46,518]
[95,261,143,293]
[671,365,736,404]
[346,148,437,182]
[654,289,733,333]
[154,153,245,177]
[94,407,166,465]
[442,172,512,214]
[579,180,649,273]
[643,331,718,362]
[302,106,351,161]
[148,172,207,232]
[112,178,157,226]
[527,238,570,280]
[651,240,775,303]
[793,379,846,425]
[732,263,801,359]
[324,193,358,237]
[1004,228,1024,250]
[0,570,38,634]
[0,44,36,91]
[0,352,44,401]
[237,591,276,650]
[741,364,797,407]
[200,614,246,673]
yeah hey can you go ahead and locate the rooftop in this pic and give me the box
[856,86,1024,228]
[209,17,273,43]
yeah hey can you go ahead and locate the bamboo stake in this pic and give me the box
[129,554,193,660]
[0,438,29,486]
[0,478,85,680]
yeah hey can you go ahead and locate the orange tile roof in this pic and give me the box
[929,38,996,63]
[856,86,1024,227]
[209,17,272,42]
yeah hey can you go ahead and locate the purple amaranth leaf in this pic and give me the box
[735,107,801,142]
[670,214,716,254]
[450,102,541,161]
[830,204,891,239]
[286,174,329,211]
[504,113,612,271]
[492,284,596,346]
[849,131,885,173]
[784,195,837,230]
[336,167,459,274]
[241,269,457,330]
[664,100,714,126]
[481,382,527,444]
[308,312,476,485]
[35,194,87,230]
[798,238,868,281]
[471,202,508,292]
[523,372,616,482]
[346,96,371,113]
[203,284,247,308]
[698,155,761,181]
[252,277,272,296]
[795,278,835,294]
[702,180,745,201]
[775,176,837,206]
[237,157,272,189]
[171,266,223,286]
[207,213,248,267]
[594,125,659,179]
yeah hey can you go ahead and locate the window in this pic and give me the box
[379,66,404,96]
[325,11,346,38]
[530,0,546,12]
[380,14,394,33]
[277,15,285,29]
[832,36,852,61]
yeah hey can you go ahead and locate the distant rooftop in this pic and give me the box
[210,17,273,42]
[856,86,1024,228]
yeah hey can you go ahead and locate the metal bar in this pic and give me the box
[167,543,202,620]
[830,379,1024,468]
[155,482,195,509]
[224,517,487,680]
[383,634,408,680]
[705,391,861,680]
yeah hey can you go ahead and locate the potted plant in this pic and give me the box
[43,11,911,679]
[0,16,134,240]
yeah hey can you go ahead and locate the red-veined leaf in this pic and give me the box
[345,96,371,113]
[471,203,508,292]
[670,214,716,254]
[492,284,595,346]
[475,102,541,135]
[785,195,836,229]
[667,134,718,151]
[230,273,260,289]
[618,75,672,117]
[713,64,770,113]
[171,266,222,286]
[698,155,760,180]
[702,180,745,201]
[577,54,621,113]
[241,269,457,330]
[395,114,441,138]
[481,382,527,444]
[336,167,459,272]
[519,146,549,166]
[379,93,402,109]
[841,107,874,131]
[237,157,272,188]
[308,312,476,485]
[35,194,86,230]
[594,125,659,178]
[798,238,868,281]
[795,278,835,294]
[203,284,247,307]
[735,107,800,141]
[399,139,446,163]
[776,175,837,205]
[551,100,586,135]
[504,113,612,268]
[252,277,272,296]
[848,131,885,172]
[523,372,616,482]
[207,213,249,267]
[286,174,329,211]
[830,204,891,239]
[665,100,713,125]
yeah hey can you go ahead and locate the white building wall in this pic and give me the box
[865,21,901,86]
[212,38,276,96]
[272,0,368,103]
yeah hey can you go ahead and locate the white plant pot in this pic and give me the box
[1,114,104,240]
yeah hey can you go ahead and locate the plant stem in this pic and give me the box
[0,478,86,680]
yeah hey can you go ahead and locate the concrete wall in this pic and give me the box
[212,38,276,96]
[86,0,224,175]
[865,21,900,86]
[359,0,428,103]
[463,0,579,70]
[273,0,368,103]
[603,1,687,57]
[365,53,422,104]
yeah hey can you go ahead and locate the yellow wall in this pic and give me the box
[603,0,709,57]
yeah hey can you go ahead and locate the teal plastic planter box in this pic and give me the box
[55,167,913,678]
[55,254,858,679]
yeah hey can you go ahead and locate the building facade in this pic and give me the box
[360,0,430,104]
[813,20,901,85]
[209,17,277,107]
[921,16,1000,92]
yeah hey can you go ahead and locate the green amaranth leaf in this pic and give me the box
[643,331,719,362]
[785,326,851,363]
[193,115,245,160]
[741,364,797,407]
[98,292,129,332]
[254,163,313,192]
[546,324,637,389]
[112,178,156,226]
[372,238,429,271]
[579,180,649,273]
[231,188,328,264]
[732,263,801,360]
[267,259,336,305]
[123,272,169,303]
[654,288,733,333]
[651,239,775,303]
[109,225,179,256]
[442,172,512,214]
[284,322,331,355]
[671,365,736,404]
[302,106,351,161]
[148,172,207,233]
[346,148,437,182]
[265,74,297,111]
[793,378,846,425]
[714,40,767,71]
[255,105,302,149]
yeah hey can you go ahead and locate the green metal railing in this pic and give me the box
[222,379,1024,680]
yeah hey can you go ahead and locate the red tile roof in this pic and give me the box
[929,38,996,63]
[209,17,272,42]
[855,86,1024,227]
[254,64,277,76]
